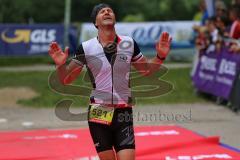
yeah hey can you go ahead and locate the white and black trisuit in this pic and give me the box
[73,35,143,153]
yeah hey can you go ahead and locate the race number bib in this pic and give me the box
[88,104,115,125]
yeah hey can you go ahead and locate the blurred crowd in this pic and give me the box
[193,0,240,54]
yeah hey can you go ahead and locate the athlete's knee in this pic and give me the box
[117,149,135,160]
[98,149,116,160]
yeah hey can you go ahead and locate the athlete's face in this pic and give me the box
[95,7,116,28]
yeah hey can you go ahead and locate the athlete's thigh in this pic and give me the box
[112,108,135,153]
[117,149,135,160]
[88,121,114,153]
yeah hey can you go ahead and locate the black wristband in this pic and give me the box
[156,54,166,61]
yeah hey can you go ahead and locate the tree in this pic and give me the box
[1,0,231,23]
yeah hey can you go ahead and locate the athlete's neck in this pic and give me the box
[98,26,116,47]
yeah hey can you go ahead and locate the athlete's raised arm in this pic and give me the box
[48,42,83,85]
[132,32,172,76]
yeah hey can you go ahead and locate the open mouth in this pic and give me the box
[103,17,112,20]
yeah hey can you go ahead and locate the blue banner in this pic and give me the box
[0,24,77,56]
[192,48,240,99]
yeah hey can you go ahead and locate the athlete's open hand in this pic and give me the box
[156,32,172,59]
[49,42,69,66]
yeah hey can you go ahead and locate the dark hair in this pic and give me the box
[230,5,240,19]
[216,15,231,26]
[208,16,217,24]
[91,3,112,28]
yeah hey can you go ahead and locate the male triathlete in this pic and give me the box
[49,3,171,160]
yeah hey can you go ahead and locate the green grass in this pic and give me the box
[0,68,207,108]
[0,56,54,66]
[134,68,207,105]
[0,55,190,67]
[0,71,90,107]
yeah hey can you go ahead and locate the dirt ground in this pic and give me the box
[0,91,239,149]
[0,87,38,107]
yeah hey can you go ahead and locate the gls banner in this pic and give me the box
[80,21,199,49]
[192,48,240,99]
[0,24,77,55]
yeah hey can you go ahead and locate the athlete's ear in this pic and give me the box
[95,21,99,29]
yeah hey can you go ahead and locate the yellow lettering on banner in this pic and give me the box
[1,29,31,43]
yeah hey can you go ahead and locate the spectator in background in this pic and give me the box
[229,5,240,39]
[215,15,231,37]
[229,42,240,53]
[215,0,227,17]
[232,0,240,5]
[192,0,209,45]
[195,27,209,51]
[193,0,209,25]
[193,1,240,54]
[206,17,222,53]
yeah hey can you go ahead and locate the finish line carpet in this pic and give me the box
[0,126,239,160]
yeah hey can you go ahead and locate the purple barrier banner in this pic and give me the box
[0,24,77,56]
[192,48,240,99]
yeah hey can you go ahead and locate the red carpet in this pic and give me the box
[0,126,239,160]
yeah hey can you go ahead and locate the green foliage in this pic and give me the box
[0,0,233,23]
[0,0,33,23]
[0,0,65,23]
[0,0,203,23]
[122,14,145,22]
